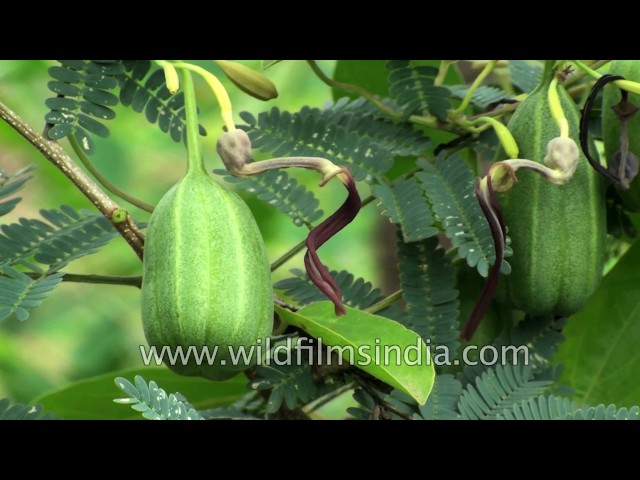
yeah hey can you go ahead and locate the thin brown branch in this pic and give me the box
[0,100,145,260]
[3,272,142,288]
[60,273,142,288]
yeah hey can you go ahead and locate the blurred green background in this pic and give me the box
[0,60,385,402]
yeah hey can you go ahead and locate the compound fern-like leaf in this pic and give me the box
[215,168,323,227]
[447,85,512,109]
[496,394,640,420]
[238,109,393,182]
[396,236,460,356]
[0,266,64,322]
[458,316,566,387]
[458,363,552,420]
[372,177,438,242]
[0,205,120,272]
[385,60,451,120]
[0,165,35,217]
[118,60,206,143]
[250,359,333,414]
[113,375,204,420]
[416,155,510,277]
[45,60,123,154]
[0,398,59,420]
[418,374,463,420]
[44,60,207,154]
[509,60,543,93]
[274,268,384,310]
[303,97,432,156]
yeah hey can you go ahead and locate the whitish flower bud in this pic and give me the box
[544,136,579,182]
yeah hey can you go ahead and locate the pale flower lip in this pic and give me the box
[304,168,361,316]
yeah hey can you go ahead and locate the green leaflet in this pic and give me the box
[0,164,34,217]
[509,60,543,93]
[396,236,460,356]
[237,98,432,182]
[418,374,462,420]
[458,363,552,420]
[250,361,332,414]
[496,394,640,420]
[216,168,323,227]
[44,60,206,155]
[275,302,435,404]
[447,84,512,109]
[372,178,438,242]
[0,398,59,420]
[32,367,247,420]
[0,206,120,271]
[416,155,509,277]
[332,60,390,99]
[274,268,384,310]
[114,375,204,420]
[0,267,64,322]
[386,60,452,120]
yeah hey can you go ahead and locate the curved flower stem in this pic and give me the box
[564,60,610,86]
[270,238,307,272]
[548,77,569,138]
[434,60,457,86]
[306,60,400,119]
[452,60,498,115]
[364,289,403,314]
[68,135,154,213]
[179,67,208,176]
[155,60,180,94]
[466,116,519,159]
[172,61,235,132]
[217,129,346,186]
[573,60,640,95]
[307,60,439,129]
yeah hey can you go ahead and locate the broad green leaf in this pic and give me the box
[275,302,434,404]
[332,60,461,102]
[32,367,247,420]
[332,60,390,100]
[555,240,640,407]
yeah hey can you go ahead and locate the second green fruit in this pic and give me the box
[499,64,606,316]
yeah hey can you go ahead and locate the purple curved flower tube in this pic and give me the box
[460,173,506,340]
[304,168,361,315]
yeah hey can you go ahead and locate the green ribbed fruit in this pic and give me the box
[141,172,273,380]
[602,60,640,210]
[499,66,606,316]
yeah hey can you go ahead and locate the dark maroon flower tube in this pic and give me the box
[460,173,506,340]
[304,168,361,315]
